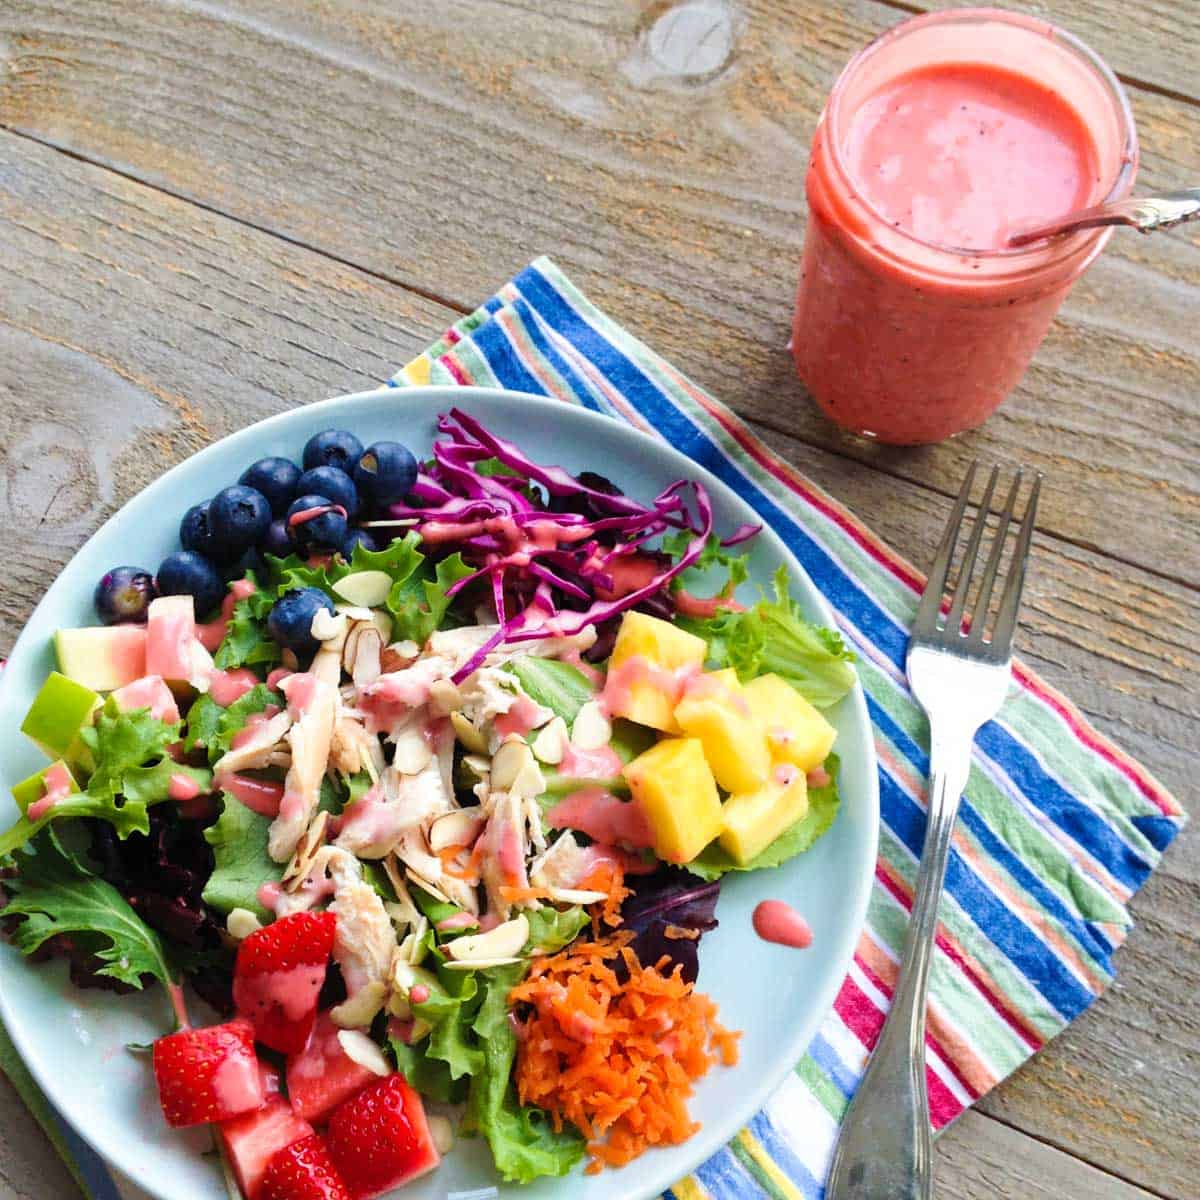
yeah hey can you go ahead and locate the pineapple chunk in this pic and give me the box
[719,765,810,865]
[623,737,722,864]
[674,669,770,794]
[743,673,837,772]
[607,612,708,733]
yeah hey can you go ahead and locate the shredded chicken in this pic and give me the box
[328,854,399,1029]
[268,673,337,863]
[211,709,293,775]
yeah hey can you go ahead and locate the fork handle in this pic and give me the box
[824,725,975,1199]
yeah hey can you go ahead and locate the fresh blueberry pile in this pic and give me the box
[93,429,418,624]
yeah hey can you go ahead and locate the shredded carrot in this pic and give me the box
[580,861,631,933]
[509,931,740,1172]
[437,846,479,883]
[499,884,555,903]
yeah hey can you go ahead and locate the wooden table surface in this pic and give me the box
[0,2,1195,1196]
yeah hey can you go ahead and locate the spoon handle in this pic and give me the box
[1008,187,1200,246]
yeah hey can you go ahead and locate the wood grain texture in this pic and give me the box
[0,1,1197,584]
[0,1074,81,1200]
[0,129,1194,1196]
[897,0,1200,102]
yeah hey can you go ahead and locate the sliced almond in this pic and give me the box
[335,603,376,622]
[330,979,389,1028]
[544,887,609,905]
[226,908,262,940]
[510,756,546,802]
[427,1115,454,1155]
[392,725,433,775]
[460,754,490,779]
[371,611,394,642]
[341,624,363,671]
[351,627,384,688]
[284,811,330,887]
[531,716,568,765]
[428,678,464,716]
[311,607,349,645]
[445,914,529,962]
[571,700,612,751]
[490,738,533,791]
[428,808,484,852]
[336,1029,391,1077]
[450,711,487,754]
[332,570,393,609]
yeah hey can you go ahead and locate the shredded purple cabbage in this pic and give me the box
[385,409,724,679]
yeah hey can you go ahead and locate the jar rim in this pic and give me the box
[823,7,1138,264]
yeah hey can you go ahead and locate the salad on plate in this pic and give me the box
[0,409,856,1200]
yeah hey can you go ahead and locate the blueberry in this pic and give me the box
[94,566,156,625]
[353,441,418,505]
[267,587,335,655]
[261,518,293,559]
[210,485,272,557]
[339,528,378,560]
[157,551,224,616]
[239,457,302,517]
[302,429,363,473]
[286,494,348,552]
[296,466,359,518]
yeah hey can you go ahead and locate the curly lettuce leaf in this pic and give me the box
[525,905,589,955]
[184,684,281,763]
[678,566,856,709]
[387,549,474,644]
[662,530,750,605]
[214,581,279,670]
[0,702,197,857]
[465,963,585,1183]
[2,836,176,992]
[201,793,282,922]
[688,755,842,881]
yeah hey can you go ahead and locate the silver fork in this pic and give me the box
[825,462,1042,1200]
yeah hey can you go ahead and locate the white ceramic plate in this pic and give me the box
[0,386,878,1200]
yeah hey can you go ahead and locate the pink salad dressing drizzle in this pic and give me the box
[197,578,257,653]
[807,765,832,789]
[672,589,746,619]
[168,773,202,802]
[409,984,430,1005]
[112,675,181,724]
[600,655,702,718]
[752,900,813,949]
[493,695,544,740]
[559,742,623,780]
[216,773,285,817]
[288,503,347,528]
[266,667,294,689]
[257,882,283,914]
[209,667,259,708]
[560,648,603,687]
[27,763,74,822]
[773,763,801,788]
[435,912,479,933]
[211,1046,266,1112]
[229,708,279,751]
[280,672,320,719]
[547,788,656,851]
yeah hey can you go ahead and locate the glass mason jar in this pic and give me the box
[791,8,1137,445]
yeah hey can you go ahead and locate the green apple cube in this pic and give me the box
[20,671,100,770]
[54,625,147,693]
[11,760,79,815]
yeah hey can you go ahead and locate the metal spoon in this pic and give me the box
[1007,186,1200,247]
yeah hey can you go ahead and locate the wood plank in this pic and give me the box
[899,0,1200,102]
[0,129,1195,1195]
[938,1110,1162,1200]
[1,1,1197,584]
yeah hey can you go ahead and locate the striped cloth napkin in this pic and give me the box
[0,257,1185,1200]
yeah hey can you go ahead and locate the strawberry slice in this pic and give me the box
[286,1013,379,1124]
[326,1074,440,1199]
[220,1097,314,1200]
[234,911,337,1054]
[153,1018,265,1128]
[261,1134,352,1200]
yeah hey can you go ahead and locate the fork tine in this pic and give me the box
[913,460,977,633]
[945,465,998,636]
[965,471,1023,647]
[989,473,1043,656]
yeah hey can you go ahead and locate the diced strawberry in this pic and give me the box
[153,1019,265,1128]
[286,1014,379,1124]
[234,912,337,1055]
[261,1134,352,1200]
[220,1097,314,1200]
[326,1075,440,1199]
